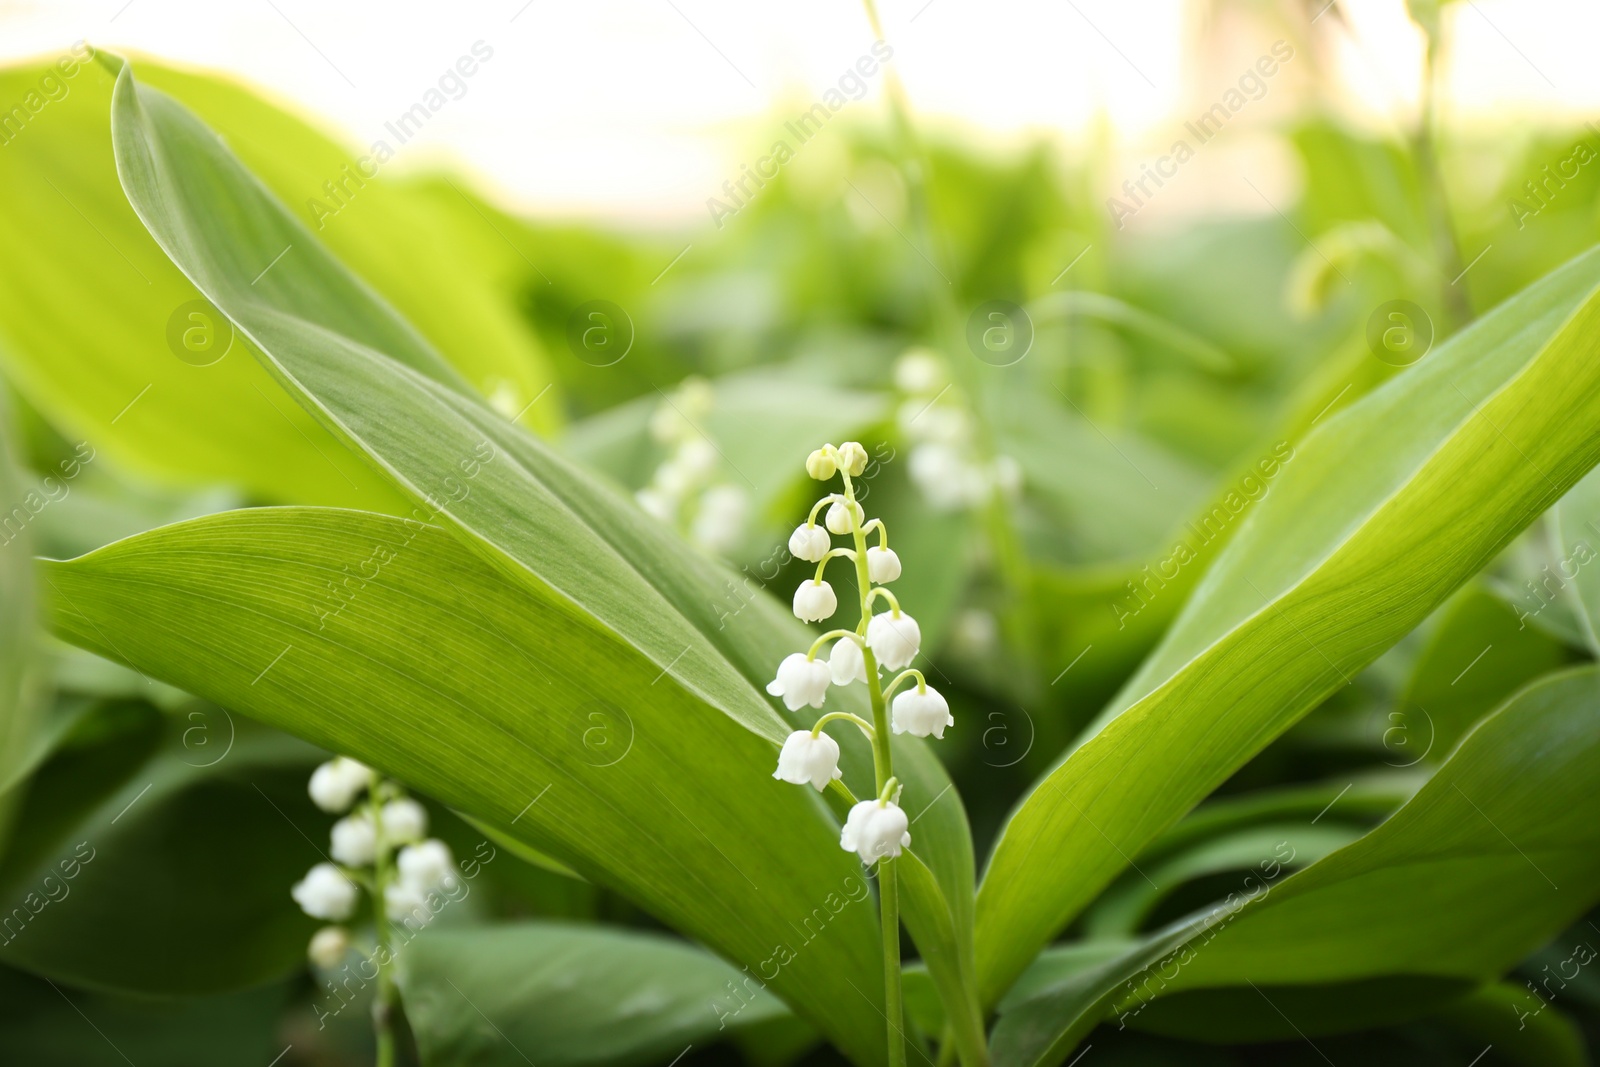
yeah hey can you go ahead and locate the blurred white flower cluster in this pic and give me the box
[635,376,748,554]
[290,756,459,969]
[894,348,1022,512]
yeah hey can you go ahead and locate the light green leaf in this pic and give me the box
[1398,583,1571,757]
[1553,463,1600,655]
[0,51,550,508]
[400,922,797,1067]
[1081,822,1361,939]
[42,507,889,1062]
[992,667,1600,1066]
[0,396,44,841]
[976,242,1600,1005]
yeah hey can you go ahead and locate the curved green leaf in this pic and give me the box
[99,54,975,1048]
[992,666,1600,1066]
[42,507,889,1062]
[977,243,1600,1005]
[0,51,548,508]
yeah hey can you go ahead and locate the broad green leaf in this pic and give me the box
[0,51,550,507]
[976,242,1600,1006]
[400,922,797,1067]
[1554,463,1600,655]
[42,507,890,1063]
[101,55,976,1048]
[0,397,42,802]
[0,54,391,507]
[1398,583,1571,756]
[992,667,1600,1066]
[1135,772,1421,863]
[1080,822,1361,939]
[0,699,326,994]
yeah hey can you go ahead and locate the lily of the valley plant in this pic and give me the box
[768,440,953,1066]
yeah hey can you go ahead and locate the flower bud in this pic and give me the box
[806,448,838,481]
[866,546,901,583]
[397,839,456,892]
[291,863,358,921]
[867,611,921,671]
[308,757,371,813]
[766,653,832,711]
[836,441,869,477]
[773,730,843,791]
[792,580,838,623]
[381,798,428,845]
[840,799,911,866]
[892,686,953,739]
[330,813,377,867]
[308,925,351,969]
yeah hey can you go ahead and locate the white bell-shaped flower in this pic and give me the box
[397,839,457,892]
[788,523,831,562]
[825,499,862,535]
[829,636,869,685]
[308,925,351,969]
[330,813,378,867]
[291,863,358,921]
[865,546,902,583]
[772,730,843,791]
[793,580,837,622]
[381,798,428,844]
[384,882,433,925]
[766,653,832,710]
[308,757,371,813]
[867,611,922,671]
[892,686,953,739]
[840,799,911,866]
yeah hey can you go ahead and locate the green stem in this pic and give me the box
[841,469,906,1067]
[369,776,398,1067]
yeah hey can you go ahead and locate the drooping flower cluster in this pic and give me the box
[894,349,1022,512]
[635,376,748,554]
[290,756,459,969]
[767,441,954,867]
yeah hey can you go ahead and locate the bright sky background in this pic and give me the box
[1,0,1596,224]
